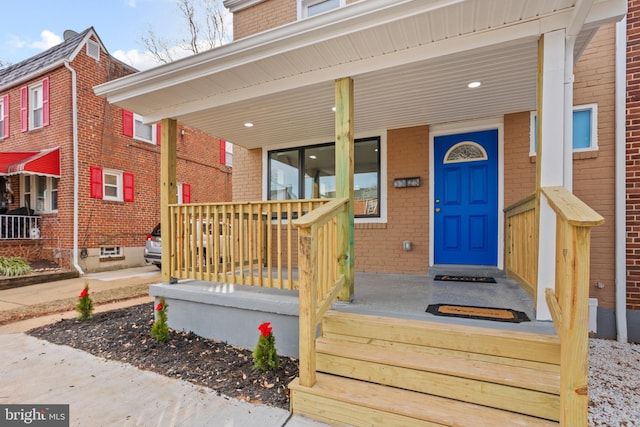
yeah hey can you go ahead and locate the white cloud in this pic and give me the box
[113,49,160,71]
[28,30,62,50]
[7,35,26,49]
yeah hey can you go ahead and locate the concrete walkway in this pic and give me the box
[0,267,327,427]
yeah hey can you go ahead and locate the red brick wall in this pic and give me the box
[504,112,536,207]
[628,1,640,310]
[231,0,360,39]
[232,147,263,201]
[0,34,232,271]
[355,126,429,274]
[574,24,616,309]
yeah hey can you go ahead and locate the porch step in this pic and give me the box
[290,311,561,426]
[289,373,558,427]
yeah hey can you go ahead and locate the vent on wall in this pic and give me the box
[87,40,100,61]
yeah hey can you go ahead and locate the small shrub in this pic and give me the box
[253,322,279,372]
[0,257,32,276]
[151,297,170,342]
[76,283,94,320]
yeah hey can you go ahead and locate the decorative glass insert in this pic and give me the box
[443,141,488,163]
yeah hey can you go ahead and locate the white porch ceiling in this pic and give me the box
[95,0,626,150]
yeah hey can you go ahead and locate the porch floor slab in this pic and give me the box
[159,267,556,337]
[334,269,556,335]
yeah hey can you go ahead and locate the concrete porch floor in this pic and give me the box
[166,264,557,336]
[339,266,557,335]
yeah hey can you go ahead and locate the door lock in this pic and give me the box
[435,207,441,213]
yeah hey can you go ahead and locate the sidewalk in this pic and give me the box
[0,266,327,427]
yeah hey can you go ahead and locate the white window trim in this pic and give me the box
[29,83,43,131]
[100,246,122,259]
[20,175,58,213]
[0,97,5,139]
[133,113,157,145]
[529,103,598,156]
[225,141,233,167]
[298,0,345,20]
[103,169,123,202]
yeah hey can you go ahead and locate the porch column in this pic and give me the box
[536,30,566,320]
[160,118,177,283]
[335,77,355,301]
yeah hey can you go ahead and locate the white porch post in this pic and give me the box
[536,30,566,320]
[160,118,177,283]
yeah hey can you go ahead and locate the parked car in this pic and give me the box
[144,221,233,269]
[144,223,162,268]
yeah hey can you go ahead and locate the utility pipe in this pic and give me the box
[615,18,628,343]
[64,61,84,276]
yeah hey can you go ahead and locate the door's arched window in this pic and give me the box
[443,141,488,163]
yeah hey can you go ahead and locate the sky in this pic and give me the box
[0,0,231,71]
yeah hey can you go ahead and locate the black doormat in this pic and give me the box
[426,304,530,323]
[434,274,496,283]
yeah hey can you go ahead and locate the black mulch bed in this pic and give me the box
[28,302,299,409]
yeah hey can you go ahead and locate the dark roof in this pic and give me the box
[0,27,93,89]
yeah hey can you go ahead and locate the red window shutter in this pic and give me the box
[90,166,103,199]
[20,86,28,132]
[123,172,135,202]
[2,94,8,137]
[122,110,134,137]
[219,139,226,165]
[42,77,50,126]
[156,122,161,146]
[182,183,191,204]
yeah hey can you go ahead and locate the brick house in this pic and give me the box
[223,0,633,342]
[0,27,231,273]
[95,2,628,423]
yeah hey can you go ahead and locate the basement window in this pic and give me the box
[100,246,122,259]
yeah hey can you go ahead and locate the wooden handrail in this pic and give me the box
[541,186,603,426]
[168,199,330,288]
[294,197,348,387]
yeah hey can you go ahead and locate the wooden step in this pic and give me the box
[315,337,560,421]
[321,311,560,366]
[289,373,559,427]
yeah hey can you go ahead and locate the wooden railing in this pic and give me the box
[168,199,329,288]
[504,192,537,298]
[294,197,349,387]
[541,186,604,426]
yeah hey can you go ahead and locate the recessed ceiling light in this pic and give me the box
[331,107,336,112]
[468,81,481,88]
[244,122,254,127]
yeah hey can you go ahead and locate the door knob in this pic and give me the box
[435,207,441,213]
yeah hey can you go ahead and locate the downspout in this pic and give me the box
[615,18,628,343]
[563,0,595,190]
[563,35,575,191]
[64,61,84,275]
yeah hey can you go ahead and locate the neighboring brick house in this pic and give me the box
[0,27,231,273]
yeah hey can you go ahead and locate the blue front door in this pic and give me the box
[434,129,498,265]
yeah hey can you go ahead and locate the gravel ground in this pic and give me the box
[588,338,640,426]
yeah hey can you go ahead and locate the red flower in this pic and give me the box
[79,288,89,298]
[156,303,163,311]
[258,322,272,338]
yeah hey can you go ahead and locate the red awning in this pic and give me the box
[0,148,60,177]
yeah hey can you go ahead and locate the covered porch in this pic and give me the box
[95,0,625,425]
